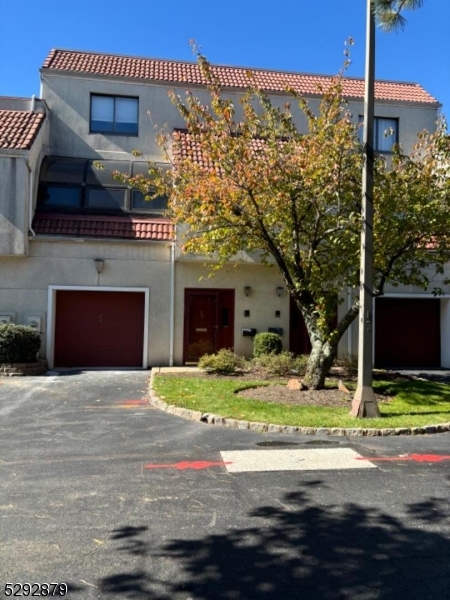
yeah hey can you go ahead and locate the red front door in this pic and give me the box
[184,290,234,362]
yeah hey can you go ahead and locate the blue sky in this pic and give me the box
[1,0,449,119]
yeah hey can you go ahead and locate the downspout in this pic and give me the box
[26,162,36,237]
[169,236,176,366]
[28,95,37,237]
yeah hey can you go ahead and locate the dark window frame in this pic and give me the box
[37,157,168,216]
[358,116,399,153]
[90,94,139,136]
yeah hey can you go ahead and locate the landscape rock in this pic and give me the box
[338,380,351,394]
[287,378,305,390]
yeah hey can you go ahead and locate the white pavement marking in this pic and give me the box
[220,447,377,473]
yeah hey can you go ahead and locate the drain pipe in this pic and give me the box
[27,95,37,238]
[169,237,176,366]
[27,163,36,237]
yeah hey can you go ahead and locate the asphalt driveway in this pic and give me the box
[2,369,450,599]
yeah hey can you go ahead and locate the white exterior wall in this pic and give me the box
[41,72,438,161]
[0,119,48,256]
[0,156,29,255]
[17,70,438,367]
[174,260,288,363]
[0,238,172,365]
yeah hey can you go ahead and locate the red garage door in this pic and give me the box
[54,291,145,367]
[375,298,440,368]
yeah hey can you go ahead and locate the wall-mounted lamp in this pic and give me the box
[276,286,284,297]
[244,286,252,297]
[94,259,105,274]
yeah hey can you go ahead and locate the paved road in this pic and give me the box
[1,370,450,599]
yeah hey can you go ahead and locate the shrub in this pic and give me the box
[253,332,282,357]
[0,324,41,363]
[292,354,309,377]
[198,348,245,375]
[335,354,358,377]
[252,352,309,377]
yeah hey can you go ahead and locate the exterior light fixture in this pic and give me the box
[276,286,284,297]
[94,259,105,274]
[244,286,252,297]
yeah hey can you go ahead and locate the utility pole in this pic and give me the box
[350,0,380,418]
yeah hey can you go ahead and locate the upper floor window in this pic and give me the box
[359,117,398,152]
[90,95,138,135]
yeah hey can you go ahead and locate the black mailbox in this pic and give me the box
[242,328,257,337]
[268,327,283,335]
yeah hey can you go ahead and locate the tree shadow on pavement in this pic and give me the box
[96,486,450,600]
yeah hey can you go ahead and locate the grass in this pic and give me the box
[152,375,450,429]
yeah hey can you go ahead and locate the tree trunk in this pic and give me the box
[304,339,337,390]
[294,295,360,390]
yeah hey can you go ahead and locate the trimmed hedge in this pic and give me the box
[0,324,41,363]
[253,332,282,357]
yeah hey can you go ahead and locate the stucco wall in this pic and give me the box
[41,73,438,162]
[0,157,29,255]
[174,260,289,363]
[0,238,172,365]
[0,118,48,257]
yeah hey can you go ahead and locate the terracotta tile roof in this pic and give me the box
[32,213,173,241]
[42,49,438,105]
[173,130,282,169]
[0,110,45,150]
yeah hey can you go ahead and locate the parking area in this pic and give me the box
[2,369,450,599]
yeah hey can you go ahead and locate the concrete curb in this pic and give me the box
[148,370,450,437]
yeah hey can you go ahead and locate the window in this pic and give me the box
[90,95,138,135]
[359,117,398,152]
[86,188,126,210]
[132,191,168,211]
[131,162,169,212]
[37,157,168,215]
[38,185,81,209]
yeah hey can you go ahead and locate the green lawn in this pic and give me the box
[152,375,450,429]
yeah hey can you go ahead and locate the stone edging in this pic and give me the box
[0,360,48,377]
[148,371,450,437]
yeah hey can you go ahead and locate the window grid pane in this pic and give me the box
[132,191,168,212]
[39,185,82,209]
[91,95,138,135]
[375,118,397,152]
[358,116,398,152]
[87,188,126,210]
[91,96,115,132]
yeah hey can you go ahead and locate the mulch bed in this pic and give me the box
[157,367,396,408]
[237,383,389,408]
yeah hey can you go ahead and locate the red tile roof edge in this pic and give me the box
[33,212,172,224]
[41,48,439,106]
[0,111,46,151]
[32,213,174,242]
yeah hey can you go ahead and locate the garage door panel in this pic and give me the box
[375,298,440,368]
[55,291,145,367]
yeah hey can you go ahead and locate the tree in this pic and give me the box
[373,0,425,31]
[115,53,450,391]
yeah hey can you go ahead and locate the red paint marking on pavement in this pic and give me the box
[118,399,148,406]
[145,460,233,470]
[357,454,450,463]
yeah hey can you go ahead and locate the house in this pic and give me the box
[0,48,446,369]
